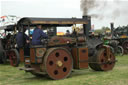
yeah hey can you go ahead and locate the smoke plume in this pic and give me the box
[80,0,98,15]
[80,0,121,20]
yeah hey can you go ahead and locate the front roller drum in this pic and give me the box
[89,48,116,71]
[44,48,73,80]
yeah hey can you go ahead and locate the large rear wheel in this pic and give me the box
[116,46,124,56]
[44,48,73,80]
[122,40,128,50]
[122,40,128,54]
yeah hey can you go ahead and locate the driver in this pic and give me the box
[32,25,48,45]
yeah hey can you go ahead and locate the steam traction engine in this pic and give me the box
[0,25,20,66]
[18,16,116,80]
[111,24,128,54]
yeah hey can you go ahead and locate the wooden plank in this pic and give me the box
[71,48,79,69]
[19,48,24,62]
[78,48,88,69]
[30,48,36,63]
[32,21,88,25]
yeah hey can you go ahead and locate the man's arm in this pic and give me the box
[24,34,30,43]
[40,30,48,38]
[25,34,29,40]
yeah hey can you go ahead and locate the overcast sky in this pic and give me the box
[0,0,128,32]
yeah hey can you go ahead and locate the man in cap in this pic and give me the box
[32,25,48,45]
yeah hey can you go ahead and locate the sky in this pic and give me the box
[0,0,128,32]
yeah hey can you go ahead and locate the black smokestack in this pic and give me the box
[83,16,91,38]
[111,22,114,38]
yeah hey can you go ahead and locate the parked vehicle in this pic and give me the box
[0,25,20,66]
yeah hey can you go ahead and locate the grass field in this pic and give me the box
[0,55,128,85]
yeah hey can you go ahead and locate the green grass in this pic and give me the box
[0,55,128,85]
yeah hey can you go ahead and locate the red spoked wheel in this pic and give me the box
[9,49,20,67]
[89,48,116,71]
[44,48,73,80]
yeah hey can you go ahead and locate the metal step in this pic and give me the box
[19,67,35,71]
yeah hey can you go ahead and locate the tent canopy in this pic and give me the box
[0,25,15,31]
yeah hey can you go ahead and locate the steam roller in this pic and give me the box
[17,16,116,80]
